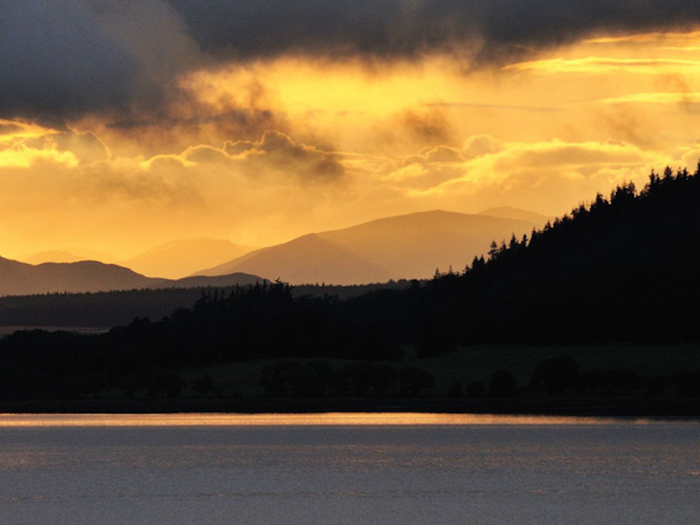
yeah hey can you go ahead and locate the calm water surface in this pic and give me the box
[0,413,697,524]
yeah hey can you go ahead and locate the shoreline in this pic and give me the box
[0,396,698,419]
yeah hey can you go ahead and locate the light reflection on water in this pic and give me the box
[0,414,696,524]
[0,412,644,427]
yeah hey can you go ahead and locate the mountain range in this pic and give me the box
[195,209,549,284]
[3,207,549,294]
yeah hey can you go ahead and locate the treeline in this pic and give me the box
[0,288,216,328]
[422,166,700,344]
[0,280,414,328]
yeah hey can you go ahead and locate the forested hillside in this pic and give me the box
[0,281,412,329]
[434,166,700,344]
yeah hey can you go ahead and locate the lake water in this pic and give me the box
[0,413,697,524]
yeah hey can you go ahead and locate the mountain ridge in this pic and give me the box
[195,209,545,284]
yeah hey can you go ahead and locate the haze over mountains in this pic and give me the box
[22,249,119,265]
[23,239,255,280]
[2,208,548,294]
[196,209,549,285]
[477,207,553,224]
[121,239,255,279]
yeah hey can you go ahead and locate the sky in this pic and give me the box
[3,1,700,260]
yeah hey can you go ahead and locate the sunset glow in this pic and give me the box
[3,3,700,267]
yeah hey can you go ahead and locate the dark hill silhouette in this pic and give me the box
[22,249,118,265]
[0,258,160,296]
[196,209,544,284]
[422,167,700,344]
[0,256,266,297]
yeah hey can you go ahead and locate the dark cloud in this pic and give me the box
[105,108,283,157]
[5,1,700,121]
[107,109,277,133]
[0,122,26,136]
[0,1,197,121]
[400,108,453,145]
[0,1,136,118]
[225,130,346,181]
[166,0,700,62]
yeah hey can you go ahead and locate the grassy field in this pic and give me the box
[0,344,697,416]
[177,344,700,399]
[421,344,700,392]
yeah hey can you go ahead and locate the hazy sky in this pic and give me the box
[3,1,700,259]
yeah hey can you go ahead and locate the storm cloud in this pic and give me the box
[3,0,700,120]
[0,0,198,120]
[0,1,136,118]
[166,0,700,61]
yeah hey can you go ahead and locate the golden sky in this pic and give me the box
[2,2,700,261]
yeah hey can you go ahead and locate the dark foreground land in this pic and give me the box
[0,343,698,418]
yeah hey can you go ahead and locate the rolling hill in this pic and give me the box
[0,256,265,297]
[195,209,546,284]
[0,258,161,296]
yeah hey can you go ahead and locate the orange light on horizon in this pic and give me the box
[0,413,628,427]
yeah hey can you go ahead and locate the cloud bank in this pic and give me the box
[166,0,700,62]
[4,1,700,120]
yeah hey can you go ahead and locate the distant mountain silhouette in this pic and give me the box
[22,249,118,265]
[122,238,255,278]
[22,251,89,265]
[195,209,545,284]
[198,234,390,285]
[20,239,254,280]
[0,258,160,296]
[0,256,265,297]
